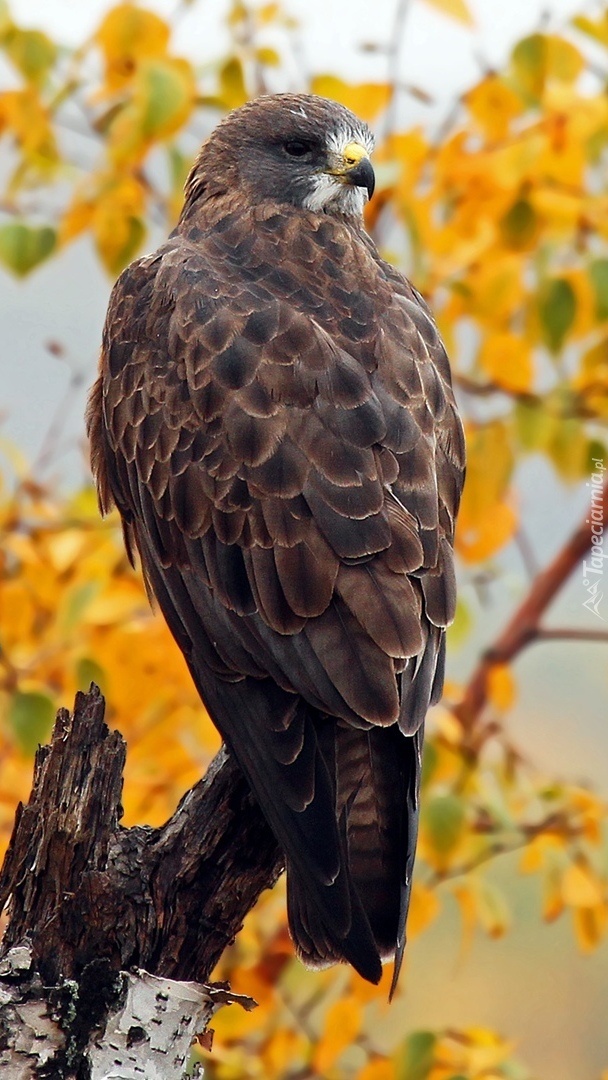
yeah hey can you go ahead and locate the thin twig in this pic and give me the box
[380,0,413,142]
[426,811,581,889]
[535,627,608,644]
[514,527,540,581]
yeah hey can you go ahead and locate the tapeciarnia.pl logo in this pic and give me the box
[582,458,605,620]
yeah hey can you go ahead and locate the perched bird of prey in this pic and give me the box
[87,93,465,992]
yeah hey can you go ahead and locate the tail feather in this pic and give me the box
[287,722,422,989]
[136,544,423,991]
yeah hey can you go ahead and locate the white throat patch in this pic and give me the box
[303,175,368,215]
[302,125,375,216]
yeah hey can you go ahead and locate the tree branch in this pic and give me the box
[0,685,283,1077]
[454,478,608,732]
[0,684,283,985]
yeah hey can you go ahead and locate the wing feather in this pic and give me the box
[88,193,465,988]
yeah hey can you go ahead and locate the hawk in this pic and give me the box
[87,93,465,992]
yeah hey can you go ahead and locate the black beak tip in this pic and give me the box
[348,158,375,201]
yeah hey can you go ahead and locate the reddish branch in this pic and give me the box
[455,477,608,731]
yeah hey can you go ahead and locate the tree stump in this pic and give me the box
[0,685,283,1078]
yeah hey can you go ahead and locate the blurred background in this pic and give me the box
[0,1,607,1077]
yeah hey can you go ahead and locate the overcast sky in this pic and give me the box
[10,0,591,118]
[1,0,593,479]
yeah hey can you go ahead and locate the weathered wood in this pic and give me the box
[0,685,283,1077]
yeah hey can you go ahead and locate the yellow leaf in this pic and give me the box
[462,1026,514,1071]
[406,882,440,939]
[219,57,247,110]
[459,420,513,520]
[543,863,565,923]
[466,254,525,324]
[46,529,88,573]
[83,582,147,625]
[0,87,57,169]
[349,963,393,1004]
[573,904,608,953]
[358,1059,396,1080]
[255,46,280,66]
[96,2,170,92]
[479,331,533,393]
[452,883,477,956]
[313,997,362,1073]
[466,75,523,141]
[92,175,146,274]
[519,834,557,874]
[421,0,474,26]
[261,1028,306,1077]
[457,501,517,564]
[386,129,429,192]
[60,196,94,243]
[475,878,510,938]
[258,3,280,24]
[486,664,516,712]
[531,187,583,233]
[311,75,391,122]
[574,14,608,48]
[562,861,605,908]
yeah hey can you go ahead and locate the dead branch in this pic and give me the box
[0,685,282,1078]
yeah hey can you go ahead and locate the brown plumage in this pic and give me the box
[87,93,465,993]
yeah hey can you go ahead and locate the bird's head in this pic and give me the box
[185,93,375,218]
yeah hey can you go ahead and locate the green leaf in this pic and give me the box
[168,144,189,192]
[423,794,466,855]
[475,878,510,937]
[538,278,576,353]
[9,691,55,755]
[139,59,192,138]
[588,438,607,468]
[548,417,589,481]
[589,258,608,320]
[0,0,12,37]
[3,26,57,84]
[97,215,145,276]
[61,580,100,632]
[510,33,582,100]
[395,1031,436,1080]
[0,221,56,276]
[420,741,438,789]
[76,658,107,694]
[514,399,556,453]
[446,596,472,649]
[511,34,546,100]
[219,57,247,109]
[500,199,537,250]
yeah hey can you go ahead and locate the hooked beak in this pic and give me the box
[328,141,375,201]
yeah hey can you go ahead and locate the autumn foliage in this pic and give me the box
[1,1,607,1077]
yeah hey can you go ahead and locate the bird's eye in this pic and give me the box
[283,139,312,158]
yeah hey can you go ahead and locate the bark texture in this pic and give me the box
[0,684,282,1078]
